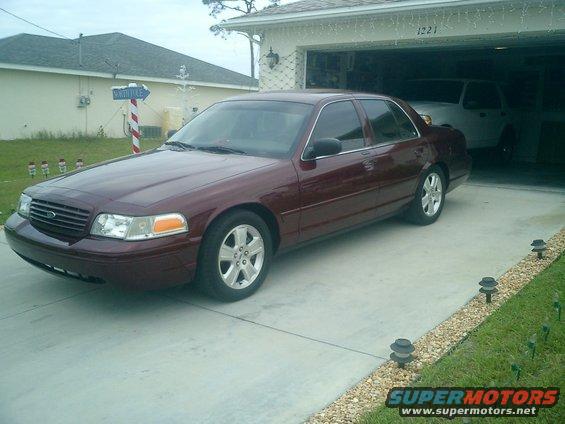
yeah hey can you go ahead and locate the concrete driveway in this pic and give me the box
[1,183,563,424]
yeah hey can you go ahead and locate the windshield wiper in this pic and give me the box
[163,141,196,150]
[196,145,248,155]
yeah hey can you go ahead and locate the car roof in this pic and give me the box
[224,89,384,105]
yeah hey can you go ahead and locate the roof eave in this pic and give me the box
[222,0,510,30]
[0,62,258,91]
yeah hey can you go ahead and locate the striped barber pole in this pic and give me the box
[129,98,140,154]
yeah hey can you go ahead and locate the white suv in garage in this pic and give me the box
[398,79,516,161]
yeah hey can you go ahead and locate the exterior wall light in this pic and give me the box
[531,239,547,259]
[28,161,36,178]
[58,158,67,173]
[76,159,84,169]
[41,160,49,178]
[479,277,498,303]
[390,338,415,368]
[266,47,279,69]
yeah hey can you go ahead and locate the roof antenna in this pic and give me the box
[78,33,83,67]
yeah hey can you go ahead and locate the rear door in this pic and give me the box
[296,100,378,242]
[359,99,430,217]
[460,82,503,148]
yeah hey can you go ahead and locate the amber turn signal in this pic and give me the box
[420,114,432,126]
[153,214,188,234]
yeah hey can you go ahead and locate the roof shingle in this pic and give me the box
[241,0,403,18]
[0,32,257,87]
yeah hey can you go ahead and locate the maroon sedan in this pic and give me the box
[5,91,471,301]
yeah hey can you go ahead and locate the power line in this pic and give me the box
[0,6,74,41]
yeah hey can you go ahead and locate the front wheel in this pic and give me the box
[196,210,272,301]
[404,166,446,225]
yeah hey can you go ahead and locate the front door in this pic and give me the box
[296,100,377,242]
[460,81,503,148]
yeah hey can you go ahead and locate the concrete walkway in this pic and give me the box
[1,184,563,424]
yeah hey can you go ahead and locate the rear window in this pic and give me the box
[394,80,464,104]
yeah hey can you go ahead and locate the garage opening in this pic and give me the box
[305,44,565,187]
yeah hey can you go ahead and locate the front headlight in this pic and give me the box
[18,193,32,218]
[91,213,188,240]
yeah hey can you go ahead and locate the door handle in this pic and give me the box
[361,151,371,156]
[479,112,487,117]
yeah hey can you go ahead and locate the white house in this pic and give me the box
[224,0,565,163]
[0,32,258,140]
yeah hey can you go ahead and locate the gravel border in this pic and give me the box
[307,229,565,424]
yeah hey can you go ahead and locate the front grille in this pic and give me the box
[29,199,91,237]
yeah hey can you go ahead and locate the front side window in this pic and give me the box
[463,82,501,109]
[167,100,313,158]
[310,101,365,153]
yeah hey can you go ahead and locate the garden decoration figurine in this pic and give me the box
[58,158,67,173]
[76,159,84,169]
[28,161,36,178]
[41,161,49,178]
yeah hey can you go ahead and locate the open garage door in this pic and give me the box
[305,44,565,175]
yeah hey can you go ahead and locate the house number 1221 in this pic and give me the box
[417,26,438,35]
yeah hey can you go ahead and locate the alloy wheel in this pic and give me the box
[422,172,443,216]
[217,224,265,289]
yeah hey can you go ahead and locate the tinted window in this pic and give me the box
[388,101,419,139]
[167,100,313,158]
[360,100,399,145]
[463,82,501,109]
[394,80,464,104]
[311,101,365,152]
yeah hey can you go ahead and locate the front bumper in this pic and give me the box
[5,213,199,290]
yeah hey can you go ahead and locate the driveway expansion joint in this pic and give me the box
[162,293,386,360]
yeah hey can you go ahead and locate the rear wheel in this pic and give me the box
[196,210,272,301]
[404,166,446,225]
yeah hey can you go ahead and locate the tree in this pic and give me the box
[203,0,280,79]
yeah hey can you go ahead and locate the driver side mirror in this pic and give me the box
[304,138,342,159]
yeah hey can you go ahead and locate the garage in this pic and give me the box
[224,0,565,183]
[305,43,565,165]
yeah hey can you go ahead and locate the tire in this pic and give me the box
[497,128,516,164]
[404,166,446,225]
[195,210,273,302]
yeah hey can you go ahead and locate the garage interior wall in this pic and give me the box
[305,45,565,163]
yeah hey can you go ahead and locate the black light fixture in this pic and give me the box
[266,47,279,69]
[531,239,547,259]
[390,338,415,368]
[479,277,498,303]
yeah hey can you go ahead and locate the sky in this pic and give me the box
[0,0,291,77]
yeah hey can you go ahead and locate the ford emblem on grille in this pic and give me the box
[46,211,56,218]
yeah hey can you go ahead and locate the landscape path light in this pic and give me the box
[76,159,84,169]
[28,161,36,178]
[58,158,67,173]
[531,239,547,259]
[542,323,550,342]
[527,334,537,359]
[390,338,415,368]
[553,293,561,321]
[479,277,498,303]
[41,161,49,178]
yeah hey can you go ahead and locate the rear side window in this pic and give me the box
[463,82,501,109]
[360,100,399,145]
[311,101,365,153]
[361,100,419,144]
[387,101,419,140]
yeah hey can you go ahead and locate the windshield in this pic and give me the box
[166,100,313,158]
[394,80,464,104]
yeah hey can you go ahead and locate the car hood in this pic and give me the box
[407,101,456,114]
[33,149,280,207]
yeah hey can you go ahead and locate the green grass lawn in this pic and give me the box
[361,255,564,423]
[0,138,162,224]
